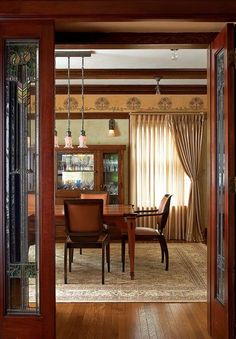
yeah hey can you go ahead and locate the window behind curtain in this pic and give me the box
[130,114,190,240]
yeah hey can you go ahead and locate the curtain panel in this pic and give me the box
[169,114,205,241]
[130,113,204,241]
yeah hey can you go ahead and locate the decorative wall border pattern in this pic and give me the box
[55,95,207,114]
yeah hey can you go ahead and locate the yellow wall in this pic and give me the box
[55,94,208,229]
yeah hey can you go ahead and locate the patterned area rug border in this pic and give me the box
[53,242,207,303]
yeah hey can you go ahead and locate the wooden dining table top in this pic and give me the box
[54,204,135,217]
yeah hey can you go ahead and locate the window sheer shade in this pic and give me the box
[130,114,190,240]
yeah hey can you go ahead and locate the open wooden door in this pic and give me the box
[208,23,235,339]
[0,21,55,338]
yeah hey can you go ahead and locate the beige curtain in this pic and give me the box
[130,114,190,240]
[169,114,204,241]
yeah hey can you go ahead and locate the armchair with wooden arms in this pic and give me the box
[64,199,110,284]
[121,194,172,272]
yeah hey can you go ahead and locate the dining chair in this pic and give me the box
[64,199,110,284]
[121,194,172,272]
[80,191,109,205]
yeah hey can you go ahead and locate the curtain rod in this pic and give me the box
[129,111,207,116]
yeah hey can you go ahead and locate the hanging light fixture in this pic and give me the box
[78,56,88,148]
[108,119,115,136]
[64,56,73,148]
[55,50,92,146]
[155,77,161,95]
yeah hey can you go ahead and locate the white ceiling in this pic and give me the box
[55,48,207,85]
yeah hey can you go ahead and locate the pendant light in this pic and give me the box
[55,50,92,147]
[155,77,161,95]
[64,56,73,148]
[78,56,87,148]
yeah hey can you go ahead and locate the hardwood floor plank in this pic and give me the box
[169,303,210,339]
[185,303,210,339]
[143,304,161,338]
[149,303,177,339]
[56,302,210,339]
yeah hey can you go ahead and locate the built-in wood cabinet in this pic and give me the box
[55,145,126,241]
[55,145,126,205]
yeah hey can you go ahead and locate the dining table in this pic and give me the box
[54,204,137,280]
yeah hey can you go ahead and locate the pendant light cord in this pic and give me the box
[67,56,71,131]
[81,56,85,131]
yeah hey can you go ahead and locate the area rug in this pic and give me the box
[55,242,207,302]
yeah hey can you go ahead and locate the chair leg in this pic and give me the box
[69,248,73,272]
[159,239,164,263]
[80,248,82,255]
[161,237,169,271]
[106,243,110,273]
[71,248,74,262]
[64,243,68,284]
[121,237,126,272]
[102,244,105,284]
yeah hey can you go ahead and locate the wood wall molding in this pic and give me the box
[56,68,207,80]
[0,1,235,21]
[55,112,130,120]
[55,32,217,49]
[55,84,207,95]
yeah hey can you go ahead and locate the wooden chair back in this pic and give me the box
[64,199,104,240]
[135,194,172,233]
[156,194,172,232]
[80,191,109,205]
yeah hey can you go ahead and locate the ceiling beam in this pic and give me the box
[55,32,217,49]
[0,1,235,21]
[55,84,206,95]
[55,68,207,80]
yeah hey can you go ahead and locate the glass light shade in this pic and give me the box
[78,130,88,148]
[108,128,115,137]
[54,130,59,148]
[64,130,73,148]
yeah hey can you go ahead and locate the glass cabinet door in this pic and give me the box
[57,153,95,190]
[103,153,119,204]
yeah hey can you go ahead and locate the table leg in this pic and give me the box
[126,215,136,280]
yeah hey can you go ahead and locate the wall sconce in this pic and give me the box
[108,119,115,137]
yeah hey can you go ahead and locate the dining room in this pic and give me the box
[48,47,208,307]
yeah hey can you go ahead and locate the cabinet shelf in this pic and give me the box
[55,145,126,205]
[104,171,118,173]
[59,170,95,173]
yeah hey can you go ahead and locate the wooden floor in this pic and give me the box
[56,302,211,339]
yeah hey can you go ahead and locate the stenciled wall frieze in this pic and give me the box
[54,94,207,114]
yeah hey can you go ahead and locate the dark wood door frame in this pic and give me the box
[0,1,236,21]
[0,20,55,339]
[0,4,235,338]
